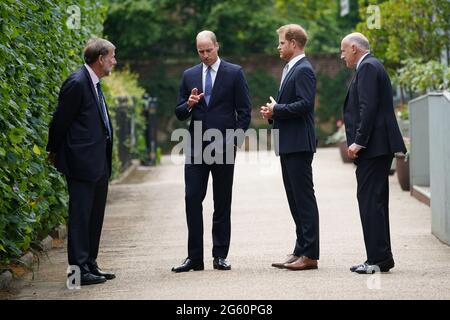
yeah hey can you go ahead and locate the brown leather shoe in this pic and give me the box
[284,256,318,271]
[271,254,299,269]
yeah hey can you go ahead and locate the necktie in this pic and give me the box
[96,82,112,138]
[279,64,289,89]
[204,66,212,105]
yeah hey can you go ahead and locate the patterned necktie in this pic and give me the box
[96,82,112,138]
[204,66,212,105]
[279,64,289,90]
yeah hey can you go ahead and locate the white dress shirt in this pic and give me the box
[280,53,305,88]
[84,63,100,96]
[356,52,370,70]
[84,63,110,124]
[286,53,305,73]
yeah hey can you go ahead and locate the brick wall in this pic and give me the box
[124,53,347,147]
[126,53,345,84]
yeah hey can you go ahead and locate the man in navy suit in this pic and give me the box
[172,30,251,273]
[340,33,406,274]
[47,38,117,285]
[261,24,320,271]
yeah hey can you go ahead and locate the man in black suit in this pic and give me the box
[340,33,406,274]
[172,30,251,273]
[261,24,320,271]
[47,38,117,285]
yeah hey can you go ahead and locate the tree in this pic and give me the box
[356,0,450,74]
[205,0,284,55]
[104,0,285,60]
[275,0,361,53]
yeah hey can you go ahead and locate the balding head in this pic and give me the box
[340,32,370,69]
[196,30,218,45]
[342,32,370,51]
[196,30,219,66]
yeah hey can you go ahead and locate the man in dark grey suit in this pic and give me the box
[261,24,320,271]
[340,33,406,274]
[47,38,117,285]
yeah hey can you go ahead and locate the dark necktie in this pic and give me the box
[96,82,112,139]
[204,66,212,105]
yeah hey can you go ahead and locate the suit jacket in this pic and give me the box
[343,54,406,159]
[272,57,317,155]
[47,65,113,181]
[175,60,251,155]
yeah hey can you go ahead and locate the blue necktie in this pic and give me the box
[96,82,112,138]
[204,66,212,105]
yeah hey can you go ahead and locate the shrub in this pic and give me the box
[397,59,450,94]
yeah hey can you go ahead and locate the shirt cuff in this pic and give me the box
[351,143,365,150]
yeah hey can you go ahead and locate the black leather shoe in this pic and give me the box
[80,272,107,285]
[171,258,204,273]
[350,261,367,272]
[89,264,116,280]
[213,257,231,270]
[354,258,395,274]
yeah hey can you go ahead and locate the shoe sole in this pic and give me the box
[81,279,107,286]
[213,265,231,270]
[271,264,287,269]
[171,266,204,273]
[355,267,394,274]
[284,265,318,271]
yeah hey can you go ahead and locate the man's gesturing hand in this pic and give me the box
[260,96,276,120]
[188,88,205,109]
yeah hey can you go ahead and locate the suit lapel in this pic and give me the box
[343,54,371,110]
[193,64,206,110]
[82,65,113,136]
[208,61,226,107]
[82,66,104,119]
[343,71,357,110]
[277,57,304,101]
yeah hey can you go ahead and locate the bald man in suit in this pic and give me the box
[340,33,406,274]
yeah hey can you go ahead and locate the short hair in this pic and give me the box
[277,24,308,48]
[83,38,115,65]
[344,33,370,51]
[196,30,218,44]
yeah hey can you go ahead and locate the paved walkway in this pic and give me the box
[1,148,449,299]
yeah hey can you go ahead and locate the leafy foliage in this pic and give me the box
[397,58,450,94]
[104,0,285,60]
[357,0,450,74]
[317,68,352,125]
[0,0,107,264]
[276,0,361,53]
[316,68,352,146]
[246,70,279,109]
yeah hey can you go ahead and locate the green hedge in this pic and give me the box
[0,0,107,264]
